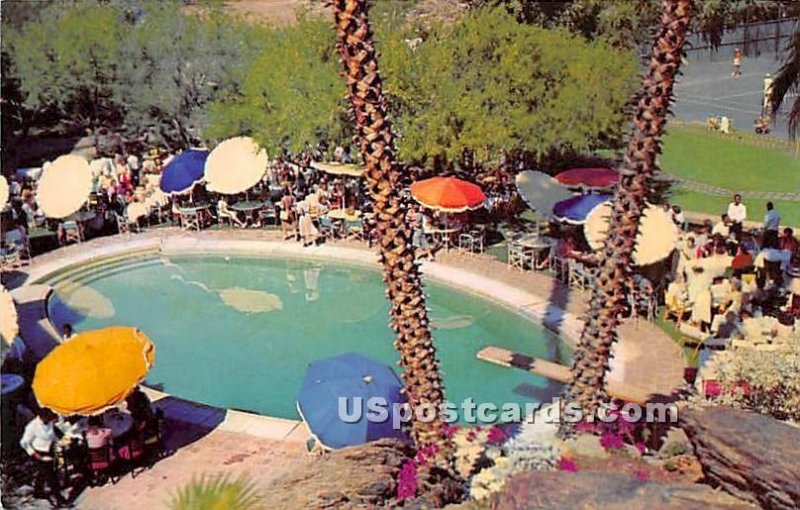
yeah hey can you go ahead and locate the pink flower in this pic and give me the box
[634,469,649,481]
[486,426,507,445]
[558,457,578,472]
[599,431,625,451]
[397,459,418,500]
[634,442,646,455]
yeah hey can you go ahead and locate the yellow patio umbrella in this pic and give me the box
[37,154,93,219]
[584,202,679,266]
[0,175,9,206]
[311,161,366,178]
[33,326,155,416]
[205,136,268,194]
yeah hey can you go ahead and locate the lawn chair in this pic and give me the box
[4,230,32,264]
[567,260,591,290]
[63,221,83,244]
[258,206,277,228]
[345,218,365,241]
[179,209,200,232]
[507,241,530,271]
[87,443,117,486]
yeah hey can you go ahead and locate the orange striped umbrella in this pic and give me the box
[33,326,155,416]
[410,177,485,213]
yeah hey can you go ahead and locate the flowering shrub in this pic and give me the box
[469,433,560,501]
[396,443,441,500]
[710,340,800,422]
[557,457,578,472]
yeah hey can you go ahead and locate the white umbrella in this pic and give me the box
[0,175,9,207]
[514,170,573,218]
[205,137,268,195]
[38,155,93,219]
[126,202,150,222]
[310,161,366,178]
[0,285,18,346]
[585,202,679,266]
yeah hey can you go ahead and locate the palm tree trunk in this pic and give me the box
[331,0,452,466]
[559,0,693,436]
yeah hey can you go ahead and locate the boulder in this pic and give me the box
[259,439,411,509]
[682,406,800,510]
[258,439,461,509]
[493,471,752,509]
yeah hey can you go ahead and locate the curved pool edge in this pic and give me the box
[19,232,583,440]
[26,234,584,347]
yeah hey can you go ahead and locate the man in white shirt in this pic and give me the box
[711,214,731,238]
[727,194,746,241]
[763,201,780,247]
[20,408,62,502]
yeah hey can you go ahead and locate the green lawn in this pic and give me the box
[660,127,800,192]
[657,126,800,227]
[670,188,800,228]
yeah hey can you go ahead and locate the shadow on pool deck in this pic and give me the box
[151,396,227,453]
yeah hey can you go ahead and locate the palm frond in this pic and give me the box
[168,473,263,510]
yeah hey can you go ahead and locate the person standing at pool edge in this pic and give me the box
[727,194,747,241]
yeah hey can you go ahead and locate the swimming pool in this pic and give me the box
[45,253,570,421]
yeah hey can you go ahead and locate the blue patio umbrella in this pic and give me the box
[296,353,408,449]
[552,194,612,225]
[159,149,209,195]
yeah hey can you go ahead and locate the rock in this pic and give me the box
[658,427,693,459]
[682,406,800,510]
[555,434,609,459]
[259,439,412,509]
[258,439,462,509]
[494,471,752,509]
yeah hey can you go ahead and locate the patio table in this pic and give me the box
[516,235,555,269]
[103,410,134,439]
[326,209,361,221]
[424,226,459,251]
[231,200,266,226]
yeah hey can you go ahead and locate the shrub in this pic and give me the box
[710,339,800,422]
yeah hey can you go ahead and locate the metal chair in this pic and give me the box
[508,242,530,271]
[345,218,365,241]
[179,209,200,231]
[87,444,117,486]
[63,220,83,244]
[4,230,32,264]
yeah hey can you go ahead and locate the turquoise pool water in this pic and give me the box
[46,254,570,421]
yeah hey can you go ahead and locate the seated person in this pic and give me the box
[731,246,754,276]
[85,415,113,449]
[126,386,154,424]
[711,214,731,238]
[779,227,800,265]
[714,311,746,341]
[216,198,246,227]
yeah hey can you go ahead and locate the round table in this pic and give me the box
[326,209,361,221]
[1,373,24,396]
[424,227,459,251]
[103,411,134,439]
[516,235,555,269]
[69,211,97,223]
[232,201,266,226]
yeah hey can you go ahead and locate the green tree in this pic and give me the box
[7,2,126,134]
[117,2,269,150]
[379,8,638,170]
[205,16,349,155]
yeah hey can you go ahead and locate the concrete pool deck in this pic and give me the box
[6,227,685,508]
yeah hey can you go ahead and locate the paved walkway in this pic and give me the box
[671,176,800,201]
[8,227,686,508]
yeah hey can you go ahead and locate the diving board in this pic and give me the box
[477,345,654,404]
[477,346,571,383]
